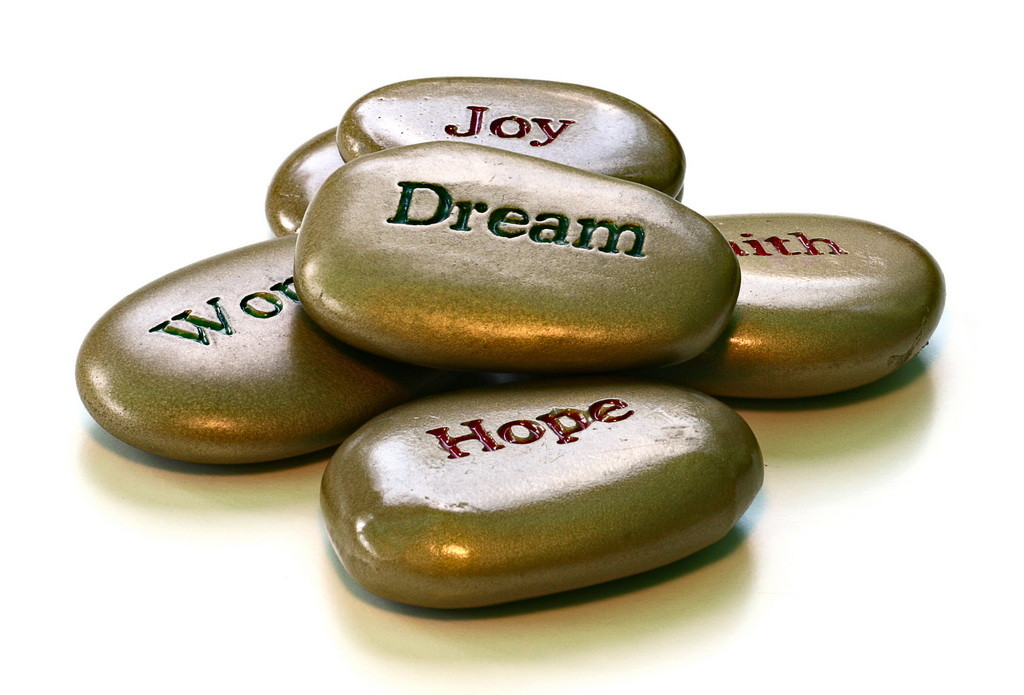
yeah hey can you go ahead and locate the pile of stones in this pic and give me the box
[77,77,944,609]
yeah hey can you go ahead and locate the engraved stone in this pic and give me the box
[649,214,945,398]
[294,142,738,373]
[76,237,453,464]
[321,378,762,608]
[265,128,345,237]
[338,77,685,198]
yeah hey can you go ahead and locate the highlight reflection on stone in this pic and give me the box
[265,129,345,236]
[321,378,762,608]
[295,142,737,373]
[649,214,945,398]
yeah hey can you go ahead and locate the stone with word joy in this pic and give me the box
[294,142,738,373]
[648,214,945,398]
[76,236,454,464]
[321,378,762,608]
[266,128,345,237]
[337,77,685,198]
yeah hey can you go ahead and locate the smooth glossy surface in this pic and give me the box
[650,214,945,398]
[322,378,762,608]
[338,77,685,197]
[265,128,345,236]
[295,142,737,373]
[77,236,452,463]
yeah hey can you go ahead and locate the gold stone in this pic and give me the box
[294,142,738,373]
[338,77,685,198]
[265,128,345,236]
[76,236,453,464]
[649,214,945,398]
[321,378,762,608]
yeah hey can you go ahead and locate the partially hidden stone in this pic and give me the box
[265,128,345,236]
[649,214,945,398]
[294,142,738,373]
[338,77,685,198]
[321,378,762,608]
[76,236,454,464]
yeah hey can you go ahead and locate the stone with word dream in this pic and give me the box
[338,77,685,198]
[294,142,739,373]
[266,128,345,237]
[321,378,762,608]
[76,236,455,464]
[648,214,945,398]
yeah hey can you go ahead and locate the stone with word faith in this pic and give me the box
[648,214,946,398]
[338,77,685,198]
[265,128,345,237]
[321,378,762,608]
[76,236,455,464]
[294,142,738,373]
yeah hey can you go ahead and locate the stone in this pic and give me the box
[265,128,345,236]
[76,236,454,464]
[321,378,762,608]
[294,142,738,373]
[338,77,685,198]
[649,214,945,398]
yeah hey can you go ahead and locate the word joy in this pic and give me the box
[425,398,634,459]
[387,182,647,258]
[729,233,849,257]
[444,106,575,147]
[148,277,299,345]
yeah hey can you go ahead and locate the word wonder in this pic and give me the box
[148,277,299,345]
[386,182,647,258]
[728,233,848,257]
[425,398,634,459]
[444,106,575,146]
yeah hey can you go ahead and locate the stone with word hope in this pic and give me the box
[649,214,945,398]
[321,378,762,608]
[337,77,685,198]
[266,128,345,237]
[294,142,738,373]
[76,237,454,464]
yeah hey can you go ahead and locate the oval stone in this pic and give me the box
[265,128,345,236]
[650,214,945,398]
[321,378,763,608]
[77,236,454,464]
[338,77,685,198]
[294,142,738,373]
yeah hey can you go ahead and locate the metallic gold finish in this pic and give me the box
[338,77,685,198]
[321,378,762,608]
[76,237,454,464]
[265,128,345,236]
[650,214,945,398]
[294,142,738,373]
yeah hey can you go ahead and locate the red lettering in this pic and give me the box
[425,420,504,459]
[536,408,591,444]
[444,106,488,137]
[490,116,531,139]
[530,118,575,146]
[496,419,546,444]
[788,232,848,255]
[589,399,633,423]
[764,236,800,255]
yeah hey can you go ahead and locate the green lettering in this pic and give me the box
[573,219,646,258]
[528,213,570,245]
[488,207,530,238]
[386,182,453,226]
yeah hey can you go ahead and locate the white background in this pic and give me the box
[3,2,1020,692]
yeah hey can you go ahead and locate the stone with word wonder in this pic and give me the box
[648,214,946,398]
[76,236,455,464]
[321,378,762,609]
[338,77,685,199]
[294,142,738,373]
[265,128,345,237]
